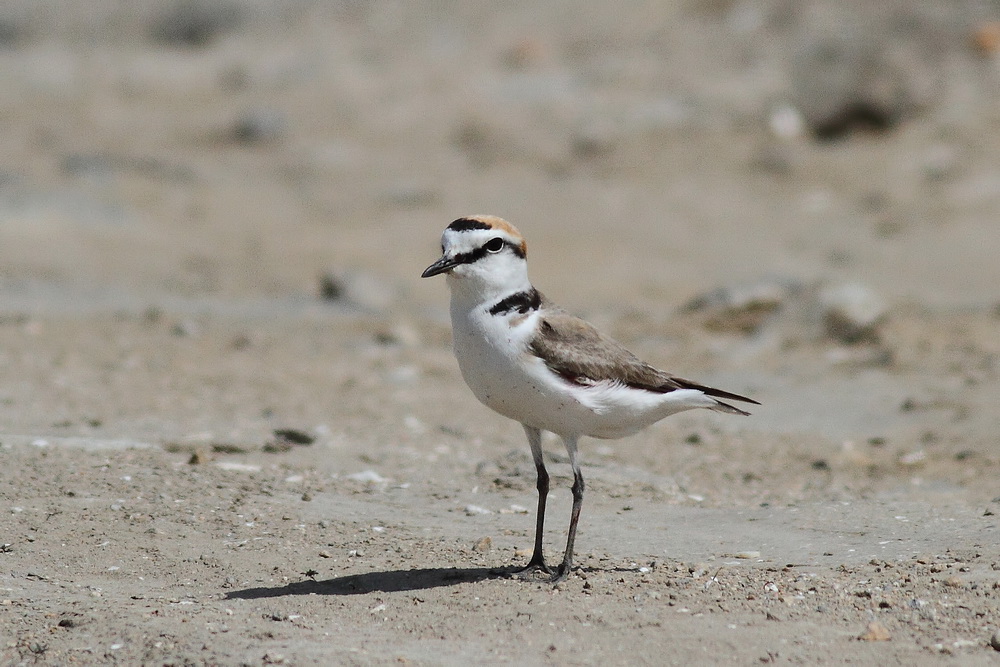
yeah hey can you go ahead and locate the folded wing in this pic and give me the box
[528,300,759,413]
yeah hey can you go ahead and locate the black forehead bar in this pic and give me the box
[447,217,492,232]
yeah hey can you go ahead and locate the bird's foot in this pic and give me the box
[504,559,574,584]
[544,561,571,584]
[502,555,552,581]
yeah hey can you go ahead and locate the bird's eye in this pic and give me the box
[485,237,504,253]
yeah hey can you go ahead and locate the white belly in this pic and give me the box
[450,303,710,439]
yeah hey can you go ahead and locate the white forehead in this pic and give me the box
[440,216,527,255]
[441,227,518,252]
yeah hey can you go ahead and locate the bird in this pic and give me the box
[421,215,759,582]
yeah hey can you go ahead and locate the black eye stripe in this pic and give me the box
[453,240,504,266]
[450,236,524,266]
[451,245,489,266]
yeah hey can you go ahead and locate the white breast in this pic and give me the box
[450,301,551,419]
[448,292,718,439]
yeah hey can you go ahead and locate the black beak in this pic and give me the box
[421,254,459,278]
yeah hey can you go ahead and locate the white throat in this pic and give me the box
[446,255,533,310]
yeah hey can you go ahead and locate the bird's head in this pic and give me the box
[421,215,531,298]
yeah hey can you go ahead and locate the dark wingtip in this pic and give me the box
[713,400,752,416]
[671,376,760,405]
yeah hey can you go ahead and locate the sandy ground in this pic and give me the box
[2,1,1000,664]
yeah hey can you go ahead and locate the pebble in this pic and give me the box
[769,104,806,139]
[229,109,286,144]
[272,428,315,445]
[898,450,926,467]
[818,282,886,344]
[465,504,492,516]
[688,563,711,578]
[788,12,932,139]
[990,630,1000,652]
[858,620,891,641]
[472,536,492,552]
[149,1,245,46]
[972,22,1000,54]
[681,278,802,335]
[171,320,200,338]
[345,470,386,484]
[318,270,397,312]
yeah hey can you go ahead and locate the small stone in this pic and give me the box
[819,283,886,344]
[272,429,315,445]
[149,0,244,47]
[768,104,806,139]
[172,320,199,337]
[318,270,396,311]
[972,22,1000,55]
[229,109,286,144]
[898,450,926,467]
[689,562,711,578]
[472,536,492,552]
[345,470,387,484]
[858,621,891,641]
[318,273,344,301]
[989,630,1000,652]
[681,278,801,335]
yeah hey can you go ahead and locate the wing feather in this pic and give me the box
[529,302,759,406]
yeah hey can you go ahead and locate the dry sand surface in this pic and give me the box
[2,1,1000,664]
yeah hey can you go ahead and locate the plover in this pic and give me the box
[422,215,758,582]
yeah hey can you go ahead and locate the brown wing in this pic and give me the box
[529,302,759,405]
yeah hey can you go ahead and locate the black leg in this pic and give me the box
[550,435,582,583]
[512,426,551,577]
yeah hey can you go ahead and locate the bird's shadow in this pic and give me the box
[225,566,513,600]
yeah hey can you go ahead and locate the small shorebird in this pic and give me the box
[422,215,758,582]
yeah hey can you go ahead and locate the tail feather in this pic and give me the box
[670,376,760,407]
[709,399,752,416]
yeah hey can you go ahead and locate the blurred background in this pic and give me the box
[1,0,998,312]
[0,0,999,457]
